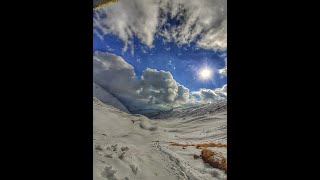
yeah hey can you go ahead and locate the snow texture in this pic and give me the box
[93,95,227,180]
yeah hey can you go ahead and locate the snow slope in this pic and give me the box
[93,82,130,113]
[93,97,227,180]
[149,100,227,119]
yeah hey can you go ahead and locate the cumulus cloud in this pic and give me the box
[93,52,226,111]
[191,84,227,103]
[93,0,227,51]
[213,84,227,97]
[93,51,138,97]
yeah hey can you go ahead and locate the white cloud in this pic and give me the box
[94,0,227,51]
[93,51,139,98]
[191,84,227,103]
[196,19,227,50]
[93,0,160,49]
[139,68,190,105]
[213,84,227,97]
[93,52,226,111]
[158,0,227,50]
[219,58,227,76]
[93,29,104,40]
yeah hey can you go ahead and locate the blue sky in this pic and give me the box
[93,0,227,111]
[93,31,226,91]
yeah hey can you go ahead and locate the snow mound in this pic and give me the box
[131,114,158,131]
[93,82,130,113]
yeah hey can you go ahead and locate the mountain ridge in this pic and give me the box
[93,82,130,113]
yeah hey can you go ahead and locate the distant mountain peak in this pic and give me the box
[149,100,227,119]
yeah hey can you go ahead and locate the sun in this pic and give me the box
[199,68,213,79]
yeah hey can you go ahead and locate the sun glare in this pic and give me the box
[199,68,212,79]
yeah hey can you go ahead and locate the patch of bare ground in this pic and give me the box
[169,141,227,174]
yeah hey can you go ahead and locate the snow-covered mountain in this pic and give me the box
[93,82,130,113]
[149,100,227,119]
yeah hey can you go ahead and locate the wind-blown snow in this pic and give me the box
[93,95,227,180]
